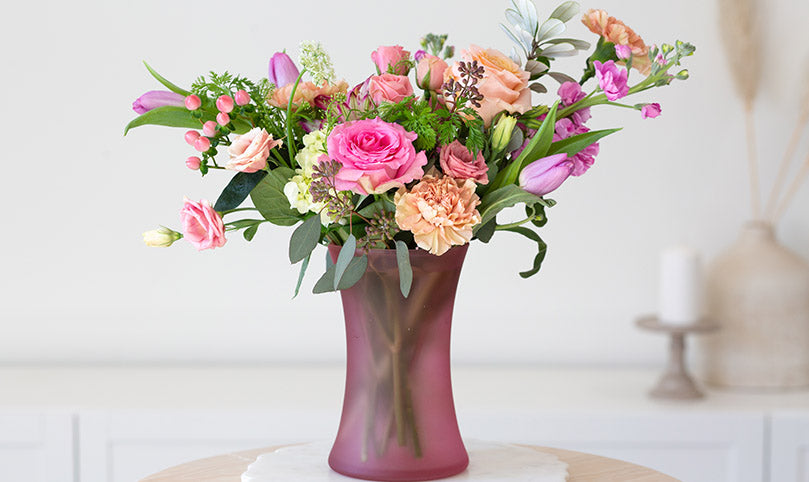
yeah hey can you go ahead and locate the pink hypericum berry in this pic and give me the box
[202,121,217,137]
[193,136,211,152]
[216,95,234,113]
[185,94,201,110]
[234,89,250,106]
[216,112,230,126]
[184,130,200,145]
[186,156,201,170]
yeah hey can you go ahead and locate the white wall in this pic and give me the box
[0,0,807,365]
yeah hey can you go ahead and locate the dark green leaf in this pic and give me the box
[243,224,259,241]
[516,101,558,170]
[475,219,497,243]
[547,128,621,157]
[293,253,311,298]
[474,185,547,233]
[395,241,412,298]
[215,171,268,212]
[333,235,357,290]
[250,167,300,226]
[289,215,322,264]
[502,226,548,278]
[124,106,202,135]
[225,219,264,229]
[143,61,192,96]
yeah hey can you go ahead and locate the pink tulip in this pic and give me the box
[185,94,201,111]
[216,112,230,126]
[268,52,300,88]
[184,130,200,145]
[193,137,211,152]
[216,95,234,113]
[186,156,201,170]
[234,89,250,106]
[132,90,185,114]
[202,121,217,137]
[519,153,574,196]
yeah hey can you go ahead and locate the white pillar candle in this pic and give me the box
[659,246,702,325]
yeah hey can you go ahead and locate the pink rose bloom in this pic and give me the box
[416,54,449,91]
[439,140,489,184]
[447,45,531,126]
[641,103,662,119]
[594,60,629,101]
[371,45,411,75]
[226,127,282,173]
[180,198,226,251]
[368,74,414,104]
[329,118,427,195]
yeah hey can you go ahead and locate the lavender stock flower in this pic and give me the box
[268,52,300,88]
[131,90,185,114]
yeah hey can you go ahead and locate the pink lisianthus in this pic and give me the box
[519,153,574,196]
[226,127,282,173]
[371,45,411,75]
[180,198,226,251]
[329,118,427,195]
[368,74,413,104]
[594,60,629,101]
[416,54,449,91]
[641,103,662,119]
[439,140,489,184]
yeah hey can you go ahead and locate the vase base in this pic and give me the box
[242,440,568,482]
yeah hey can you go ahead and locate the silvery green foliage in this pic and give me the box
[501,1,590,62]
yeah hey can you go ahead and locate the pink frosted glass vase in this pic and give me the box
[327,244,470,482]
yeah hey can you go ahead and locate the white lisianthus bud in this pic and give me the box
[491,115,518,153]
[143,226,181,247]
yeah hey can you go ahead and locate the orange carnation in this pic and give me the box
[268,80,348,110]
[582,9,651,76]
[394,173,481,256]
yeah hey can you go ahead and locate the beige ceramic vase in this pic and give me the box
[699,221,809,389]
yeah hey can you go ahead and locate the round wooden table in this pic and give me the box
[140,445,679,482]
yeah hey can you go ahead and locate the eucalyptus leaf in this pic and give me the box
[338,255,368,290]
[214,171,268,212]
[289,215,322,264]
[549,1,580,23]
[250,167,300,226]
[313,266,336,294]
[547,128,621,157]
[293,253,311,298]
[547,72,577,84]
[529,83,547,94]
[333,235,357,290]
[143,61,192,96]
[395,241,413,298]
[124,106,202,135]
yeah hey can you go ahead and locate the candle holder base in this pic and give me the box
[636,316,719,401]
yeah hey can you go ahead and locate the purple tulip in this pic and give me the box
[132,90,186,114]
[519,153,574,196]
[268,52,300,88]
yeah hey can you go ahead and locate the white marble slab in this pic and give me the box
[242,440,568,482]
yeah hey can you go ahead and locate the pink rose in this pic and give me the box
[329,118,428,195]
[416,54,449,91]
[226,127,281,173]
[368,74,413,104]
[371,45,411,75]
[594,60,629,101]
[180,198,226,251]
[439,140,489,184]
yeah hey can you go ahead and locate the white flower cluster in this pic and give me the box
[283,130,332,225]
[299,41,335,85]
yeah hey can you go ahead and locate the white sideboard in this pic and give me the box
[0,365,807,482]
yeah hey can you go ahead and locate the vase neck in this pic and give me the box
[739,220,776,244]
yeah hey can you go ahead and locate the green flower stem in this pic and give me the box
[285,69,307,162]
[495,215,534,230]
[221,207,259,216]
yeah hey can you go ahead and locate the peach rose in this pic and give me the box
[439,140,489,184]
[582,9,651,75]
[268,80,349,110]
[416,54,449,91]
[226,127,281,173]
[446,45,532,127]
[394,173,481,256]
[368,74,413,104]
[180,198,226,251]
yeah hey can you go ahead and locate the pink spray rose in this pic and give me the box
[371,45,411,75]
[416,54,449,91]
[594,60,629,101]
[641,103,662,119]
[226,127,282,173]
[368,74,414,104]
[439,140,489,184]
[329,118,427,195]
[180,198,226,251]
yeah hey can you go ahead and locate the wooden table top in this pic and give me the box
[140,445,680,482]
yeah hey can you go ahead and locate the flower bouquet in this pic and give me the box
[128,1,694,480]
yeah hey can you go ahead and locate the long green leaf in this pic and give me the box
[243,224,259,241]
[250,167,300,226]
[395,241,413,298]
[333,235,357,290]
[546,128,621,157]
[474,185,546,233]
[225,219,264,229]
[214,171,268,212]
[289,215,322,264]
[502,226,548,278]
[313,255,368,293]
[124,106,202,135]
[293,253,311,298]
[491,101,558,190]
[143,61,192,96]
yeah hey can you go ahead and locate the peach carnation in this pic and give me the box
[394,173,481,256]
[582,9,651,76]
[268,80,349,109]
